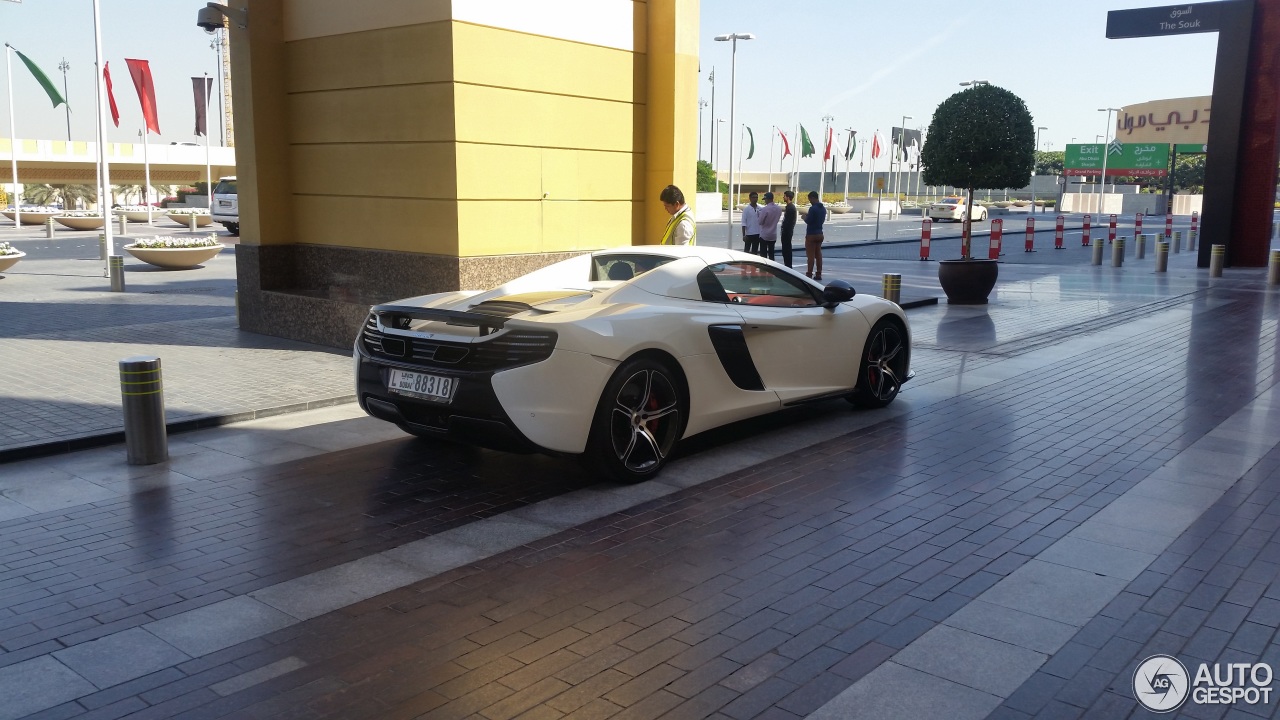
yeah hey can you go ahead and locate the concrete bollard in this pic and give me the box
[881,273,902,305]
[98,232,107,260]
[1269,250,1280,286]
[188,214,198,232]
[109,254,125,292]
[1091,238,1103,265]
[1112,237,1125,267]
[1156,241,1169,272]
[1210,244,1225,278]
[1137,234,1146,260]
[1189,230,1197,252]
[1173,231,1182,254]
[118,214,128,236]
[45,218,55,238]
[119,356,167,465]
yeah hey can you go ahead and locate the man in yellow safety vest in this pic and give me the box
[660,185,696,245]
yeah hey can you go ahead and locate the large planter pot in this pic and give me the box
[937,259,999,305]
[115,209,158,223]
[0,251,25,272]
[123,244,224,269]
[167,213,213,228]
[2,210,60,226]
[54,216,106,230]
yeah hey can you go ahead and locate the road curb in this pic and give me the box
[0,395,357,465]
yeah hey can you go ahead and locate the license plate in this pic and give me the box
[387,369,456,402]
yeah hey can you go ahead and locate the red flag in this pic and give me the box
[871,131,883,159]
[103,62,120,127]
[823,127,834,161]
[779,129,791,159]
[125,58,161,135]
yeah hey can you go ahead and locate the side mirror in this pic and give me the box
[822,279,855,308]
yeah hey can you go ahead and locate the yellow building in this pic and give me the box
[230,0,698,347]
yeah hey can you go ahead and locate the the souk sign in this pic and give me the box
[1064,142,1170,177]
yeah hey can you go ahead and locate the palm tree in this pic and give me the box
[24,184,98,209]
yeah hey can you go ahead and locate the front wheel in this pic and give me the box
[849,320,907,408]
[585,358,687,483]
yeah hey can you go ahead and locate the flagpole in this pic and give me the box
[142,129,152,224]
[4,46,19,227]
[791,123,799,192]
[204,74,212,214]
[767,126,775,194]
[818,117,831,201]
[92,0,114,276]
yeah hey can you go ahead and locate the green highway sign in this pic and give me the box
[1065,143,1170,177]
[1175,143,1208,154]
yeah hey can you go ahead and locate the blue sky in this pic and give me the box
[2,0,1219,163]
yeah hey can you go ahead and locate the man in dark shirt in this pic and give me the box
[780,190,798,268]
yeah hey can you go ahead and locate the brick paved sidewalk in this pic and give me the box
[0,250,1278,719]
[0,227,354,460]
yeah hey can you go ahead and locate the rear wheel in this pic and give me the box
[849,320,907,408]
[225,223,239,235]
[586,357,687,483]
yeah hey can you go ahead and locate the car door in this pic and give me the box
[703,261,868,403]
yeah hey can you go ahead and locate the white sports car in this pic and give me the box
[354,246,911,482]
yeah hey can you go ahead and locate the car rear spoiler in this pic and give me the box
[371,304,508,333]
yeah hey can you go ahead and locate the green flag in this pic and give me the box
[800,125,815,158]
[745,126,754,160]
[13,49,66,109]
[844,131,857,161]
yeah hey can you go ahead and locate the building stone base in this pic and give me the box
[235,244,581,349]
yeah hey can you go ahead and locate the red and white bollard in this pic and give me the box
[1025,217,1035,252]
[989,219,1003,260]
[1191,210,1199,235]
[1135,212,1144,236]
[1165,212,1173,240]
[1082,214,1092,247]
[1108,214,1117,244]
[920,218,932,260]
[1054,215,1065,249]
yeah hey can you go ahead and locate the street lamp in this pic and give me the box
[1034,126,1047,212]
[57,58,71,141]
[1098,108,1119,203]
[715,118,725,193]
[895,115,912,203]
[698,99,708,163]
[714,32,753,248]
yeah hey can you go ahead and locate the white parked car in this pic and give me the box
[354,246,912,482]
[211,176,238,235]
[927,196,987,222]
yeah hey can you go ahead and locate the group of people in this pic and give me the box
[658,185,828,281]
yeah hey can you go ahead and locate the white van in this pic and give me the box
[211,176,238,235]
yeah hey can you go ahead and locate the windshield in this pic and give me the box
[590,254,676,281]
[213,180,237,195]
[940,199,959,204]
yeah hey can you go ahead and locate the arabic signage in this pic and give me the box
[1064,143,1170,177]
[1107,3,1224,38]
[1117,96,1210,144]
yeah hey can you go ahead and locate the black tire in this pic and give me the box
[849,319,907,409]
[225,223,239,235]
[585,357,687,483]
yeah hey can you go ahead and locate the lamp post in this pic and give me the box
[708,68,716,171]
[57,58,71,141]
[1098,107,1119,209]
[698,99,708,163]
[714,32,753,248]
[1034,126,1046,212]
[894,115,912,203]
[715,117,725,197]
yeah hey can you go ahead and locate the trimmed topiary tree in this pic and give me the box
[921,84,1034,258]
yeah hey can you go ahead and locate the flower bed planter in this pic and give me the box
[938,259,999,305]
[123,244,224,269]
[166,213,213,228]
[55,215,106,230]
[0,251,24,272]
[2,210,60,226]
[115,209,158,223]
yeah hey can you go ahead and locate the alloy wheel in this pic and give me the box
[608,368,681,473]
[864,325,905,402]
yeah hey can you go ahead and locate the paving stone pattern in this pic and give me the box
[0,284,1271,718]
